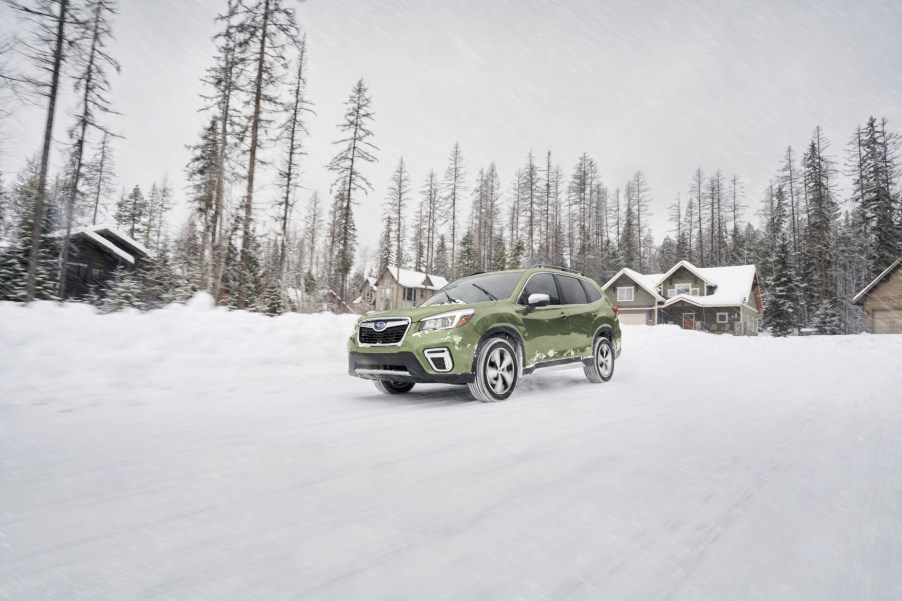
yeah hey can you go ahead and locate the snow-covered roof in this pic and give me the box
[384,266,448,290]
[658,260,717,287]
[662,264,758,308]
[90,224,153,258]
[601,268,665,301]
[82,230,135,265]
[852,257,902,305]
[603,261,759,309]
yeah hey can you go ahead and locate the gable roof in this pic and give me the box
[601,267,665,301]
[81,230,136,265]
[658,260,717,288]
[662,264,759,309]
[853,257,902,305]
[61,224,154,264]
[89,224,152,258]
[381,265,448,290]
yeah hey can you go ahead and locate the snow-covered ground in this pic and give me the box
[2,299,902,601]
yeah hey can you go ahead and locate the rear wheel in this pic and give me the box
[374,380,415,395]
[584,336,615,383]
[468,337,519,402]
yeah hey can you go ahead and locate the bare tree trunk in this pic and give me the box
[27,0,68,302]
[238,0,270,310]
[60,0,103,301]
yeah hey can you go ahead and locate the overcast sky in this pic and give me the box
[2,0,901,257]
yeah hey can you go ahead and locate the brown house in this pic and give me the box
[853,257,902,334]
[601,260,762,335]
[372,265,449,311]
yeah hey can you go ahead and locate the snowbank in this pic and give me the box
[2,303,902,600]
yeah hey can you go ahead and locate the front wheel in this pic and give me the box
[468,337,519,402]
[374,380,415,395]
[584,336,615,383]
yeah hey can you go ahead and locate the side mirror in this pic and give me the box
[526,293,551,313]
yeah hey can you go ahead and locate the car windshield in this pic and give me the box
[421,271,525,306]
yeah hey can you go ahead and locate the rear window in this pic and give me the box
[556,274,588,305]
[581,279,603,303]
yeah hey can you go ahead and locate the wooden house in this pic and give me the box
[601,260,762,335]
[372,266,449,311]
[852,257,902,334]
[62,225,152,298]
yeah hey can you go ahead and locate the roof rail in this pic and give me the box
[531,264,584,276]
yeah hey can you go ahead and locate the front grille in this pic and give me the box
[358,321,410,345]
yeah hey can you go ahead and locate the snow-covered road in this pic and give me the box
[2,299,902,600]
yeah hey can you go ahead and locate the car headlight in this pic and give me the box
[420,309,475,331]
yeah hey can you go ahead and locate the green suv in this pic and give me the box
[347,267,621,402]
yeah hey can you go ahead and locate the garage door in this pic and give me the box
[873,309,902,334]
[618,310,648,326]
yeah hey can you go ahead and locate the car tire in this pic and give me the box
[584,335,615,383]
[468,336,519,402]
[374,380,415,395]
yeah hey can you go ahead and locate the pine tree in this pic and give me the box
[456,230,476,276]
[115,185,146,239]
[87,130,115,225]
[232,0,300,309]
[100,265,142,312]
[327,79,377,300]
[302,191,322,276]
[631,171,652,270]
[202,0,246,301]
[490,234,507,271]
[849,117,900,277]
[377,214,393,271]
[442,142,466,277]
[568,153,598,273]
[690,168,706,265]
[433,234,449,278]
[384,157,409,268]
[143,238,192,308]
[186,117,219,286]
[802,127,839,311]
[7,0,70,301]
[508,237,525,269]
[0,158,59,301]
[764,233,799,337]
[420,169,440,273]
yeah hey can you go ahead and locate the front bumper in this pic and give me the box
[348,351,474,384]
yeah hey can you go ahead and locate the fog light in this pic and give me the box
[424,348,453,372]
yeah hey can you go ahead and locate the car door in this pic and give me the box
[517,272,567,366]
[554,274,594,358]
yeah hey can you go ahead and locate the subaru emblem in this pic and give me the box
[373,321,387,331]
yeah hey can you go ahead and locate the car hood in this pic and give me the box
[357,302,495,323]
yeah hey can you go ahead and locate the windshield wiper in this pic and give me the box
[443,289,463,304]
[471,283,497,301]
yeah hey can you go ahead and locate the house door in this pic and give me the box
[682,313,695,330]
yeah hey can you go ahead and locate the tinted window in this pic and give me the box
[582,279,602,303]
[556,275,588,304]
[421,271,525,306]
[518,273,560,305]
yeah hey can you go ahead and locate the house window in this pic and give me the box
[404,287,416,302]
[675,283,691,295]
[617,286,634,302]
[717,312,729,323]
[381,287,392,299]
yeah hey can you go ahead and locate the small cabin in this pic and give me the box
[62,225,152,298]
[853,257,902,334]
